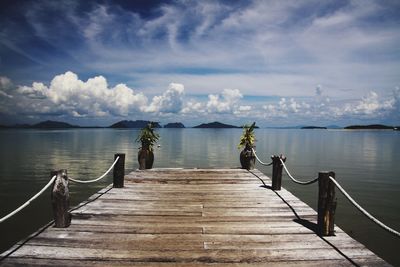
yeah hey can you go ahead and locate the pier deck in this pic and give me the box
[0,168,390,266]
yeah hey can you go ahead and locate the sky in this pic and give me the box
[0,0,399,127]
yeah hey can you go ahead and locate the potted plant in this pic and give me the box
[238,122,256,170]
[136,123,160,170]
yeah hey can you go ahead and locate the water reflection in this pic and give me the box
[158,129,184,166]
[0,128,399,265]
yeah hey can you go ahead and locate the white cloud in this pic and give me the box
[0,76,12,89]
[0,90,13,99]
[322,89,400,121]
[239,105,252,111]
[335,91,394,118]
[182,100,204,114]
[1,71,399,126]
[353,91,381,115]
[110,83,148,115]
[258,88,400,123]
[234,105,252,117]
[206,89,243,113]
[146,83,185,113]
[18,82,48,99]
[0,76,14,99]
[6,73,248,120]
[279,98,303,113]
[16,71,148,117]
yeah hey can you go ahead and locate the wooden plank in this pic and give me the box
[7,245,382,262]
[33,232,355,244]
[51,224,203,234]
[0,168,390,267]
[0,258,391,267]
[70,214,308,223]
[97,194,302,202]
[75,198,311,208]
[23,236,365,251]
[73,205,314,215]
[68,214,322,227]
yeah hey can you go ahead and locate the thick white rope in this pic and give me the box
[69,156,119,184]
[0,175,57,224]
[329,176,400,237]
[280,158,319,185]
[251,148,273,166]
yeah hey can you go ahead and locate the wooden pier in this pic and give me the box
[0,168,390,266]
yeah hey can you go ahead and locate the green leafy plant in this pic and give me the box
[238,122,256,149]
[136,123,160,151]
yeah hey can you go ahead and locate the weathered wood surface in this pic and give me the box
[0,168,390,266]
[51,169,71,228]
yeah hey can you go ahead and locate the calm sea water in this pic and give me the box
[0,128,399,265]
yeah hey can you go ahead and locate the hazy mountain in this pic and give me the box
[193,121,240,128]
[164,122,185,128]
[110,120,161,128]
[344,124,393,130]
[301,126,327,129]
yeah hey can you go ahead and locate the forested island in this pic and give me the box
[301,126,327,129]
[344,124,394,130]
[110,120,161,128]
[193,122,240,128]
[164,122,185,128]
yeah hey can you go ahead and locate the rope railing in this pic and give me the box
[0,175,57,224]
[251,148,273,166]
[329,176,400,238]
[256,149,399,238]
[279,158,318,185]
[69,156,120,184]
[0,154,125,228]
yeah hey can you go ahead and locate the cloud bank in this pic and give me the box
[16,71,147,117]
[1,72,399,126]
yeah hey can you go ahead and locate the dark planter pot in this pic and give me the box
[240,147,255,170]
[138,145,154,170]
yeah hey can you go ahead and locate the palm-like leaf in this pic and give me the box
[136,123,160,151]
[238,122,256,149]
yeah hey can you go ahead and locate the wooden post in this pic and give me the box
[113,153,125,188]
[271,155,286,191]
[51,169,71,228]
[317,171,337,236]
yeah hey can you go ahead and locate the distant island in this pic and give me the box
[344,124,394,130]
[110,120,161,128]
[1,120,102,129]
[164,122,185,128]
[0,120,79,129]
[301,126,327,129]
[1,120,399,131]
[193,121,240,128]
